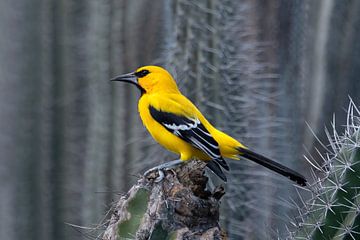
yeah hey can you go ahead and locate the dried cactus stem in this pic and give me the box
[103,160,227,240]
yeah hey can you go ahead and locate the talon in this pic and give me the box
[143,159,183,182]
[144,167,156,177]
[144,167,165,182]
[154,170,165,182]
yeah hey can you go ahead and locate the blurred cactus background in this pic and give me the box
[1,0,360,239]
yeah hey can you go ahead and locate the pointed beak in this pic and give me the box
[110,72,137,84]
[111,71,145,93]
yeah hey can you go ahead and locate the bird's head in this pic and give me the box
[111,66,180,94]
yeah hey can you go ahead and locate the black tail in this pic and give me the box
[206,157,229,182]
[238,147,307,186]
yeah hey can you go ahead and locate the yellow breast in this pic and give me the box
[138,94,208,160]
[138,93,245,161]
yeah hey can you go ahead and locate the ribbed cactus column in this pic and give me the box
[288,101,360,240]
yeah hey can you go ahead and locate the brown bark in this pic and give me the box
[103,160,227,240]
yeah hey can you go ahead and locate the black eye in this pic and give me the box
[135,69,150,78]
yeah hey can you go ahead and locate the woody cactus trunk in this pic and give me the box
[102,161,227,240]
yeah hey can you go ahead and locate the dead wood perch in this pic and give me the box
[103,160,227,240]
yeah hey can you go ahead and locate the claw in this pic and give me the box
[144,167,165,182]
[143,167,157,177]
[154,170,164,182]
[143,159,183,182]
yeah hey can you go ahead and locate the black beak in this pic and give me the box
[111,72,137,84]
[111,72,145,93]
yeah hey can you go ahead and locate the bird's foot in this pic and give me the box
[143,167,165,182]
[143,159,183,182]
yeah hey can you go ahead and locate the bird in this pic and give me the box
[111,66,307,186]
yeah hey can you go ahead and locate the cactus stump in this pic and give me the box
[103,160,227,240]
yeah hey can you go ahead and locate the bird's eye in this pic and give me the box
[135,69,150,78]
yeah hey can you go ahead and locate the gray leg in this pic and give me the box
[144,159,183,182]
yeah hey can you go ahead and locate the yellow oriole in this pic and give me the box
[112,66,307,186]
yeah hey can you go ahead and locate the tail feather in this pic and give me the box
[206,160,227,182]
[238,147,307,186]
[214,157,230,170]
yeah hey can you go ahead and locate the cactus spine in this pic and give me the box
[288,100,360,240]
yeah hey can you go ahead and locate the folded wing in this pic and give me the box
[149,105,229,181]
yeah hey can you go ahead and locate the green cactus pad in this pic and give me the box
[117,189,149,239]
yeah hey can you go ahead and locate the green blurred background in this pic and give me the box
[1,0,360,239]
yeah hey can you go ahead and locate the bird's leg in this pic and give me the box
[144,159,183,182]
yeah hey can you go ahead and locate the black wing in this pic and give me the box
[149,105,229,174]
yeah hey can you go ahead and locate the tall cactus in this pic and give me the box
[287,100,360,240]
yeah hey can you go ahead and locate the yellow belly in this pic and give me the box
[138,94,244,161]
[138,95,205,160]
[148,119,208,160]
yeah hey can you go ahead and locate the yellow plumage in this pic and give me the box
[139,92,244,161]
[111,65,307,186]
